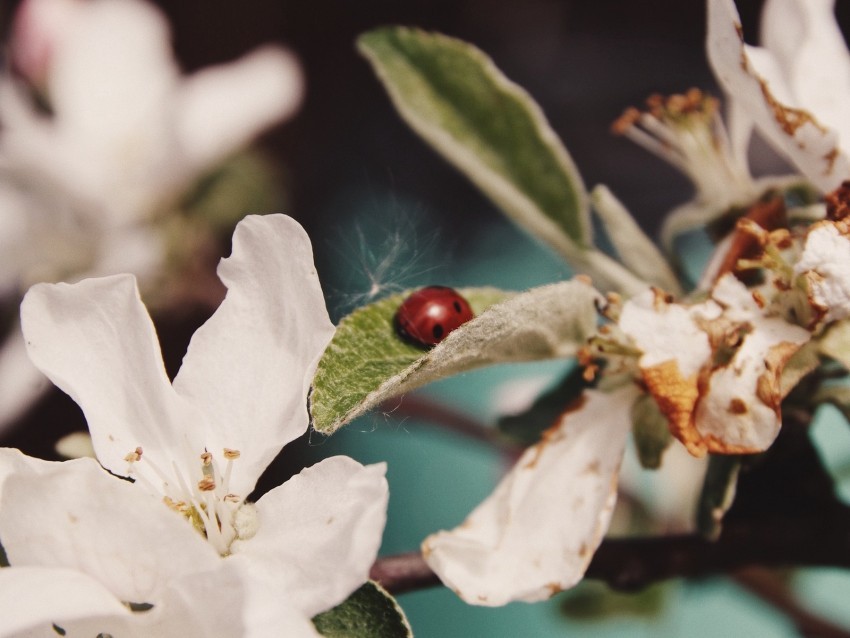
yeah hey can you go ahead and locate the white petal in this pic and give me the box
[176,47,303,171]
[0,326,49,433]
[795,222,850,322]
[0,566,130,637]
[49,0,176,133]
[761,0,850,147]
[173,215,335,497]
[0,452,219,605]
[87,225,166,288]
[694,275,810,452]
[726,96,755,175]
[20,274,204,484]
[145,565,319,638]
[8,0,85,88]
[620,288,718,377]
[44,0,179,216]
[423,387,637,606]
[0,447,54,490]
[707,0,850,192]
[229,456,388,617]
[695,323,809,452]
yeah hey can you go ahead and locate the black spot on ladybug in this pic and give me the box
[394,286,474,348]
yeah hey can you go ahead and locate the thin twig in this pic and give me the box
[369,551,440,595]
[378,396,522,458]
[733,567,850,638]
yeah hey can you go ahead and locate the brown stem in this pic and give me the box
[369,551,440,595]
[733,567,850,638]
[378,396,522,459]
[370,506,850,595]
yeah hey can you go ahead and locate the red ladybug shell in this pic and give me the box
[394,286,474,347]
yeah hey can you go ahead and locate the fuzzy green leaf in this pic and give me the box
[560,580,667,621]
[591,185,682,295]
[313,581,412,638]
[310,280,601,434]
[358,28,589,256]
[358,28,648,295]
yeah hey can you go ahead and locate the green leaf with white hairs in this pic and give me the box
[591,185,682,295]
[358,28,647,296]
[313,581,413,638]
[358,27,589,249]
[310,280,602,434]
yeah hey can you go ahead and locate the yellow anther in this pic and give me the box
[124,447,143,463]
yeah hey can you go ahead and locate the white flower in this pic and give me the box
[423,272,812,606]
[0,215,389,636]
[620,276,810,456]
[0,0,304,429]
[1,0,302,291]
[707,0,850,194]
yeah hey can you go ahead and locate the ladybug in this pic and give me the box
[394,286,474,348]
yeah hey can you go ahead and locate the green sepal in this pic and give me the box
[696,454,742,540]
[630,393,673,470]
[560,580,667,622]
[313,581,413,638]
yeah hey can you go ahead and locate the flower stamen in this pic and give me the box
[613,88,755,205]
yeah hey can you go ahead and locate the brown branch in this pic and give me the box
[370,507,850,596]
[734,567,850,638]
[369,551,440,595]
[378,396,522,459]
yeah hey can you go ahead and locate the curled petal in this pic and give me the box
[423,387,637,606]
[620,288,717,377]
[176,47,303,171]
[620,288,719,454]
[795,221,850,323]
[707,0,850,192]
[695,334,807,453]
[696,276,809,453]
[760,0,850,148]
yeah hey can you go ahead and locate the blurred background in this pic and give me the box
[3,0,850,635]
